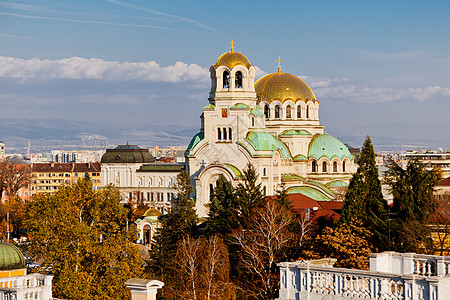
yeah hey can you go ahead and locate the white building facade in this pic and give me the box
[185,45,357,218]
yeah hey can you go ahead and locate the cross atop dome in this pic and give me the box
[276,55,283,73]
[230,40,235,52]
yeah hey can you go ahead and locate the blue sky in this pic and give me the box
[0,0,449,149]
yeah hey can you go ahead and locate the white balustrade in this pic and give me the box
[277,252,450,300]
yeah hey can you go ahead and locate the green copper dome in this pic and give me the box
[279,129,312,137]
[230,103,250,110]
[244,132,291,159]
[308,134,353,160]
[185,132,204,156]
[249,106,264,117]
[0,242,25,270]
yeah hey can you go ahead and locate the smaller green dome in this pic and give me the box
[185,132,204,156]
[249,106,264,117]
[0,242,25,270]
[202,104,215,110]
[244,131,291,159]
[326,180,349,187]
[308,134,353,160]
[293,154,308,161]
[230,103,250,110]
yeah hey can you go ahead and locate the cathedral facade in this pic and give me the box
[185,44,356,218]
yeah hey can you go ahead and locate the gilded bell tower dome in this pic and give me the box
[209,41,257,97]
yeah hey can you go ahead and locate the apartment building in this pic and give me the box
[31,162,101,195]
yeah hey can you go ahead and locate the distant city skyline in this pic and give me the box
[1,0,449,149]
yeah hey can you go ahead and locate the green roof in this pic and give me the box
[137,163,185,173]
[281,174,304,181]
[308,134,353,160]
[101,147,155,163]
[0,242,25,270]
[224,163,242,178]
[293,154,308,161]
[244,131,292,159]
[286,186,332,201]
[249,106,264,117]
[185,132,204,155]
[326,180,349,187]
[230,103,250,109]
[279,129,312,137]
[202,103,215,110]
[305,181,336,196]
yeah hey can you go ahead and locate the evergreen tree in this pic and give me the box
[207,175,238,236]
[234,163,265,229]
[275,182,293,211]
[385,158,441,252]
[149,170,198,282]
[341,136,389,250]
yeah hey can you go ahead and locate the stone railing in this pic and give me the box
[277,252,450,300]
[0,273,53,300]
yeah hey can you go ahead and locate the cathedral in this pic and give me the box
[185,43,356,218]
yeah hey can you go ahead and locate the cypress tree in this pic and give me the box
[149,170,198,281]
[206,174,238,236]
[234,163,265,229]
[341,136,389,250]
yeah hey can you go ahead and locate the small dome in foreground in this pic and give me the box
[0,242,25,270]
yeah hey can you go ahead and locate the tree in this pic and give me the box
[207,175,238,236]
[230,199,295,299]
[385,158,441,252]
[0,157,31,199]
[234,163,265,229]
[166,234,235,300]
[341,136,389,250]
[25,176,143,300]
[149,170,198,283]
[309,220,373,270]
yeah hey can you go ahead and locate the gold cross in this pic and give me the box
[230,40,235,52]
[276,56,283,73]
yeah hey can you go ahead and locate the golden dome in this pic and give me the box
[143,208,162,217]
[255,72,316,103]
[213,51,252,70]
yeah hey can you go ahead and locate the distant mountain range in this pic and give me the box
[0,118,442,155]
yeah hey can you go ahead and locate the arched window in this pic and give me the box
[297,105,302,118]
[235,71,243,88]
[223,71,230,88]
[306,105,310,119]
[322,161,327,173]
[264,104,270,118]
[286,105,292,119]
[228,127,232,141]
[333,161,338,173]
[263,186,267,196]
[217,128,221,140]
[275,105,281,119]
[223,127,227,140]
[343,161,346,173]
[210,184,214,199]
[312,161,317,173]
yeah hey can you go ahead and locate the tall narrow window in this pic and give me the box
[223,127,227,140]
[312,161,317,173]
[333,161,338,173]
[235,71,243,88]
[223,71,230,88]
[210,184,214,198]
[286,105,292,119]
[306,105,310,119]
[275,105,280,119]
[322,161,327,173]
[252,117,255,127]
[297,105,302,118]
[264,105,270,118]
[228,127,232,141]
[263,186,267,196]
[218,128,221,140]
[343,161,346,173]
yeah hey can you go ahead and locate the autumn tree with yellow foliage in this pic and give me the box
[25,175,143,300]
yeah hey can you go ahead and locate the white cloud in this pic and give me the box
[0,56,209,83]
